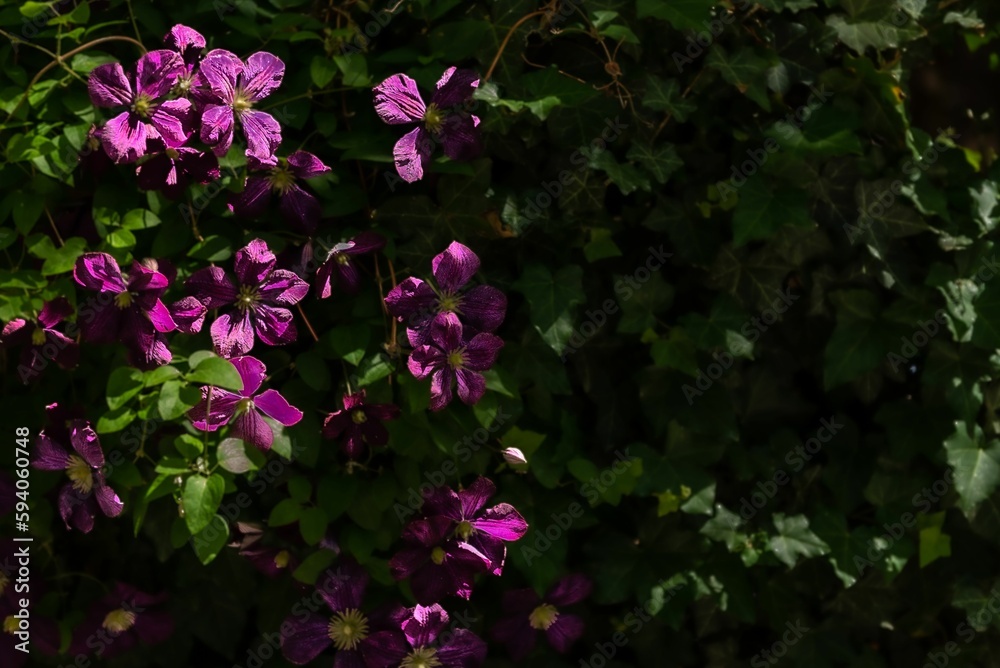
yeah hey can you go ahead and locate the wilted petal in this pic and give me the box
[392,126,433,183]
[287,150,330,178]
[373,73,426,124]
[432,241,480,293]
[232,408,273,451]
[135,49,184,99]
[198,49,243,104]
[241,51,285,102]
[439,114,481,162]
[101,110,149,163]
[240,109,282,164]
[88,63,133,107]
[230,355,266,396]
[281,613,333,665]
[210,309,256,357]
[149,98,194,146]
[186,266,238,308]
[74,253,126,292]
[432,67,480,108]
[234,238,276,287]
[255,389,303,426]
[252,305,297,347]
[200,104,235,156]
[230,176,272,219]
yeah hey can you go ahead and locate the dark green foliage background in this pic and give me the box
[3,0,1000,666]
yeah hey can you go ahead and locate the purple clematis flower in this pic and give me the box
[322,390,400,460]
[362,603,487,668]
[188,355,303,451]
[314,231,386,298]
[385,241,506,347]
[197,49,284,164]
[421,476,528,576]
[69,583,174,659]
[1,297,79,381]
[373,67,481,182]
[407,313,503,410]
[136,141,220,199]
[73,253,177,369]
[162,24,205,96]
[389,516,490,605]
[87,50,193,163]
[31,412,123,533]
[491,574,591,659]
[186,238,309,357]
[281,560,405,667]
[167,296,207,334]
[230,151,331,233]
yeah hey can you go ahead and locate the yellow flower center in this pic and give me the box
[31,327,47,345]
[131,93,153,119]
[235,397,254,415]
[232,88,253,114]
[401,646,442,668]
[528,603,559,631]
[102,608,137,634]
[165,147,180,160]
[66,454,94,494]
[175,76,192,95]
[456,520,474,541]
[269,163,296,194]
[114,291,133,309]
[446,350,464,369]
[236,284,259,311]
[327,608,370,651]
[351,409,368,424]
[437,294,460,314]
[430,546,446,565]
[273,550,291,569]
[3,616,18,635]
[423,104,444,133]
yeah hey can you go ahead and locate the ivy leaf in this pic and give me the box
[513,264,586,355]
[627,143,683,184]
[917,512,951,568]
[767,513,830,567]
[183,474,225,536]
[637,0,717,30]
[731,175,812,247]
[944,422,1000,516]
[642,76,696,121]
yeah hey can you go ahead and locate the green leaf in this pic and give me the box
[121,208,162,230]
[627,143,683,184]
[96,406,136,434]
[944,422,1000,516]
[642,76,696,121]
[293,550,336,585]
[188,235,233,262]
[106,367,144,410]
[269,498,303,526]
[310,55,337,87]
[183,474,225,536]
[217,438,256,474]
[767,513,831,567]
[320,324,369,365]
[158,380,201,420]
[513,264,586,354]
[187,356,244,392]
[731,175,812,247]
[637,0,717,30]
[191,515,229,565]
[917,511,951,567]
[299,507,328,545]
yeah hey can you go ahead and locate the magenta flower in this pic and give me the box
[362,604,487,668]
[389,516,490,605]
[1,297,79,381]
[314,231,386,298]
[69,583,174,659]
[31,413,123,533]
[322,389,400,460]
[407,313,503,410]
[492,574,591,659]
[162,24,205,93]
[136,142,220,198]
[87,50,193,163]
[229,151,330,233]
[281,560,405,666]
[374,67,481,182]
[385,241,506,347]
[186,239,309,357]
[73,254,177,369]
[167,296,207,334]
[421,476,528,575]
[188,355,303,451]
[197,49,284,164]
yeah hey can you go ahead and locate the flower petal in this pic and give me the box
[210,309,256,358]
[149,98,194,146]
[436,629,488,667]
[135,49,185,99]
[546,613,585,653]
[163,24,206,62]
[59,484,95,533]
[232,408,273,451]
[457,476,495,518]
[37,298,73,328]
[32,433,70,470]
[188,387,241,430]
[438,114,481,162]
[317,560,368,612]
[234,238,277,287]
[101,110,150,163]
[186,266,238,309]
[360,630,409,668]
[241,51,285,102]
[200,104,235,156]
[74,253,126,292]
[287,150,330,178]
[429,368,455,411]
[547,573,593,606]
[407,345,444,381]
[88,62,133,107]
[280,613,333,665]
[463,332,504,371]
[239,109,282,164]
[198,49,243,104]
[259,269,308,306]
[392,126,433,183]
[384,277,436,319]
[251,305,297,347]
[373,73,426,124]
[93,478,124,518]
[78,302,122,344]
[254,389,303,426]
[278,183,322,234]
[168,296,207,334]
[432,67,480,108]
[430,312,464,352]
[455,368,486,405]
[1,318,31,347]
[146,299,178,333]
[432,241,480,293]
[70,424,105,467]
[229,175,272,219]
[460,284,506,332]
[122,312,172,369]
[472,502,528,541]
[404,604,449,647]
[230,355,267,396]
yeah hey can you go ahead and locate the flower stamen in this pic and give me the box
[528,603,559,631]
[66,454,94,494]
[327,608,370,650]
[102,608,137,634]
[401,646,442,668]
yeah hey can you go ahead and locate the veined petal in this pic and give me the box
[345,231,386,256]
[359,630,409,668]
[88,62,133,107]
[463,332,504,371]
[317,560,368,612]
[436,629,487,667]
[392,126,433,183]
[373,73,426,124]
[258,269,309,306]
[432,67,480,108]
[234,238,276,287]
[455,367,486,405]
[460,285,506,332]
[149,98,194,146]
[255,389,303,426]
[278,183,321,234]
[200,104,235,156]
[69,424,105,468]
[240,109,282,164]
[230,355,266,396]
[188,387,241,430]
[93,478,124,518]
[229,176,272,219]
[210,309,256,358]
[198,49,243,104]
[135,49,185,99]
[472,503,528,541]
[429,312,463,352]
[232,408,273,451]
[122,312,172,369]
[251,305,297,347]
[280,613,333,665]
[241,51,285,102]
[438,114,481,162]
[431,241,480,293]
[185,266,238,308]
[74,253,126,292]
[404,604,449,647]
[287,150,330,178]
[100,111,149,163]
[32,433,70,470]
[384,277,436,319]
[407,345,445,380]
[428,368,454,411]
[546,614,585,653]
[146,299,178,333]
[38,297,73,328]
[169,296,207,334]
[547,574,592,606]
[164,24,206,60]
[457,476,495,518]
[78,302,122,344]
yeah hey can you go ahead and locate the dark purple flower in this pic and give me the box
[167,296,207,334]
[230,151,331,233]
[407,313,503,410]
[314,231,386,298]
[1,297,79,382]
[322,390,400,460]
[186,238,309,357]
[188,355,303,451]
[30,417,123,533]
[373,67,481,182]
[136,143,220,199]
[163,24,205,94]
[421,477,528,576]
[73,253,177,369]
[389,516,490,605]
[385,241,506,347]
[197,49,284,164]
[492,574,591,659]
[69,583,173,659]
[87,51,193,163]
[362,603,486,668]
[281,560,404,666]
